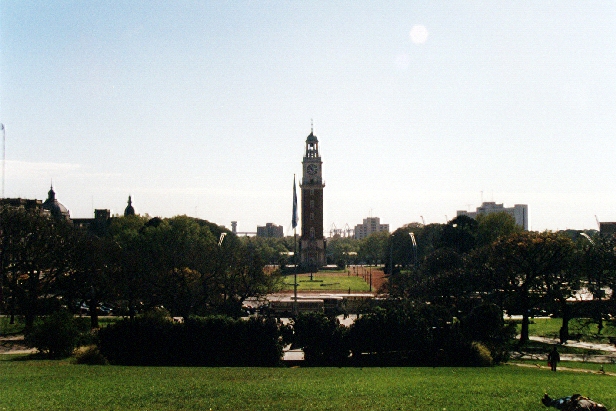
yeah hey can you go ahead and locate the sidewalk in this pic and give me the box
[513,336,616,364]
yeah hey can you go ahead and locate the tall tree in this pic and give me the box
[481,231,575,343]
[439,215,478,254]
[476,212,521,247]
[358,231,389,266]
[0,206,75,329]
[578,233,616,334]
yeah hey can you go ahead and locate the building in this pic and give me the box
[72,209,112,234]
[124,195,135,216]
[42,185,71,220]
[257,223,284,238]
[599,222,616,236]
[3,188,136,235]
[354,217,390,240]
[0,198,44,213]
[299,129,326,268]
[456,202,529,230]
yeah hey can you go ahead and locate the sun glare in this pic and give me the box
[410,25,429,44]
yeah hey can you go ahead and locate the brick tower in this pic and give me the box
[299,129,326,269]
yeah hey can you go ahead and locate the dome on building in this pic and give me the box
[42,185,70,220]
[124,195,135,217]
[306,131,318,143]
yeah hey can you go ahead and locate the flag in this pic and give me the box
[292,175,298,229]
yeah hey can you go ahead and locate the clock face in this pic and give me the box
[307,164,318,175]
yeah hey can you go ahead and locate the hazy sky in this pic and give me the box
[2,1,616,234]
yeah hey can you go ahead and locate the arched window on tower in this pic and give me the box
[310,227,315,239]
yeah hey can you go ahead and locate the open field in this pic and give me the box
[281,271,372,292]
[0,357,613,410]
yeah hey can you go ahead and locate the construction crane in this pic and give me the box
[329,223,338,238]
[344,223,353,238]
[329,223,354,238]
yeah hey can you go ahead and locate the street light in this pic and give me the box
[409,232,418,268]
[580,232,595,245]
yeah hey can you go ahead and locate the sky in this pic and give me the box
[1,1,616,235]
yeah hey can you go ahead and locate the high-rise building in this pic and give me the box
[299,129,326,268]
[354,217,389,240]
[456,202,529,230]
[257,223,284,238]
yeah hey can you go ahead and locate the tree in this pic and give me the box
[578,233,616,334]
[326,236,358,268]
[214,239,281,317]
[57,230,118,328]
[476,212,521,247]
[480,231,575,343]
[0,206,75,330]
[439,215,478,254]
[358,231,389,266]
[108,215,151,319]
[109,215,280,319]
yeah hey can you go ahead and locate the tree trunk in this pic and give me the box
[89,297,99,329]
[24,271,39,331]
[559,301,570,344]
[128,298,136,321]
[520,313,530,343]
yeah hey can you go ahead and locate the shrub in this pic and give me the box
[461,304,516,364]
[25,310,81,358]
[98,315,284,366]
[74,345,108,365]
[471,342,493,367]
[292,312,348,365]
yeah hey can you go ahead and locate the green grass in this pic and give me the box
[0,316,25,335]
[526,318,616,343]
[281,271,371,292]
[511,359,615,374]
[0,357,614,410]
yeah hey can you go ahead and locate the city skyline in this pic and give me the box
[2,2,616,233]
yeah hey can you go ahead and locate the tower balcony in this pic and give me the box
[300,178,325,187]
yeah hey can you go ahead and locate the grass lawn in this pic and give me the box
[0,357,614,410]
[281,271,371,292]
[526,317,616,343]
[511,359,615,374]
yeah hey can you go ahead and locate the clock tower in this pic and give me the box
[300,129,326,269]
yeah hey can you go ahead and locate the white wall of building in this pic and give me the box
[457,202,529,230]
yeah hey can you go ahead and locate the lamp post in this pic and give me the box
[409,232,418,268]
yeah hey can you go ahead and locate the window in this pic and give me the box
[310,188,314,196]
[310,212,314,220]
[310,227,315,238]
[310,200,314,208]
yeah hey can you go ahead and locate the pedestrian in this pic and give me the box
[547,346,560,372]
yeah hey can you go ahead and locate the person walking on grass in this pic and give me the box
[547,346,560,372]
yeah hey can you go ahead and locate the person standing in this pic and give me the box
[547,346,560,371]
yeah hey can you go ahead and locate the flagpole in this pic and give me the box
[294,226,297,316]
[292,174,298,316]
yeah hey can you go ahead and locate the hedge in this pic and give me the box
[98,315,284,366]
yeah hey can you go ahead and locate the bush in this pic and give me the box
[471,342,493,366]
[461,304,516,364]
[25,310,81,358]
[98,315,284,366]
[74,345,108,365]
[292,312,348,365]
